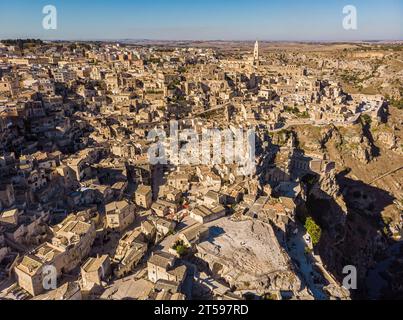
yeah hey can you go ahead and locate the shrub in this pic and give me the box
[305,217,322,246]
[264,293,278,300]
[172,240,188,256]
[382,216,393,226]
[361,114,372,126]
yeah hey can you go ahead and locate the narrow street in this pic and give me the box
[286,225,328,300]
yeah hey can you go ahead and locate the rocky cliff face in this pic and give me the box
[350,136,374,164]
[374,130,397,150]
[268,108,402,298]
[292,114,402,298]
[303,172,390,298]
[312,170,343,201]
[372,123,402,155]
[317,120,381,164]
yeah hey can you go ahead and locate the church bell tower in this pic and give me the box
[253,40,259,66]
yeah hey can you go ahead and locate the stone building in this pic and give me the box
[81,255,111,288]
[135,184,152,209]
[105,200,136,232]
[14,215,96,296]
[113,228,148,277]
[147,251,187,287]
[190,204,226,224]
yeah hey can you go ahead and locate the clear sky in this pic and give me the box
[0,0,402,41]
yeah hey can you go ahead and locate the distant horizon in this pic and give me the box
[0,1,402,41]
[2,38,403,43]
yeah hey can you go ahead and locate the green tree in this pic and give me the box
[173,240,188,257]
[305,217,322,246]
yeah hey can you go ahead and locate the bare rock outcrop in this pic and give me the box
[350,136,374,164]
[196,218,302,295]
[324,284,351,300]
[310,170,348,215]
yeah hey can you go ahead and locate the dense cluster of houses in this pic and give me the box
[0,40,383,300]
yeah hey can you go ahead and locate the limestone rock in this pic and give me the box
[374,130,398,150]
[324,284,351,300]
[351,136,373,164]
